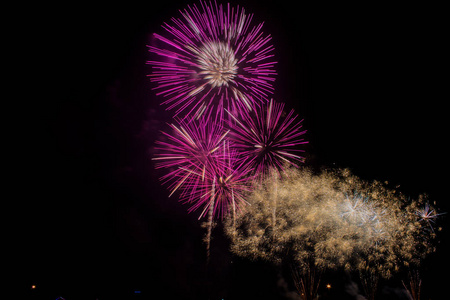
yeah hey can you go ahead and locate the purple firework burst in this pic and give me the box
[147,0,277,120]
[226,99,308,177]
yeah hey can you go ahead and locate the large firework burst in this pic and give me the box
[148,0,277,120]
[225,168,442,300]
[226,99,308,177]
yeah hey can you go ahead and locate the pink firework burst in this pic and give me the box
[153,116,251,218]
[147,0,277,120]
[153,116,227,200]
[226,99,308,177]
[185,142,253,219]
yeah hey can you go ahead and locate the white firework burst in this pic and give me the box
[197,41,238,88]
[341,195,377,226]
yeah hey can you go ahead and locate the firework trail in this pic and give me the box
[148,0,277,120]
[402,270,422,300]
[226,99,308,178]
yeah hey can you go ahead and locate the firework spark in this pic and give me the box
[148,0,277,120]
[226,99,308,177]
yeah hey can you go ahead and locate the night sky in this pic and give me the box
[18,1,448,299]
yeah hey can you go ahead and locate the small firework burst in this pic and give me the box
[226,99,308,177]
[341,194,383,226]
[153,117,252,219]
[186,145,253,219]
[339,193,391,250]
[341,195,372,224]
[153,116,227,202]
[148,0,277,120]
[416,203,445,232]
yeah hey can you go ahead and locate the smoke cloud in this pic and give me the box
[277,273,302,300]
[345,280,367,300]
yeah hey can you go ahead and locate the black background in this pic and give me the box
[17,1,448,299]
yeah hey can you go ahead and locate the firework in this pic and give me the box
[225,168,349,266]
[153,115,227,206]
[341,194,375,225]
[148,0,277,120]
[226,99,308,178]
[153,116,255,263]
[402,270,422,300]
[339,193,389,247]
[184,142,253,219]
[153,116,253,220]
[224,168,441,299]
[416,203,445,233]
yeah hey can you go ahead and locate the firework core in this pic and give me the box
[198,42,238,88]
